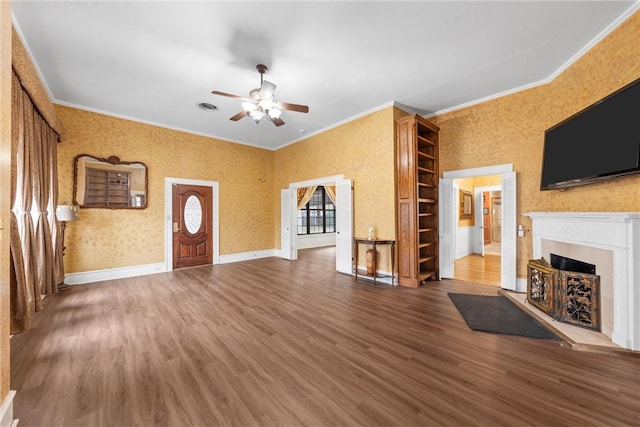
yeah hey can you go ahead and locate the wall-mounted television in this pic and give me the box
[540,77,640,191]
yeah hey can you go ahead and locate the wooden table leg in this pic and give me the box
[354,241,359,281]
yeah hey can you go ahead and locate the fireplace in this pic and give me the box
[527,256,600,331]
[524,212,640,351]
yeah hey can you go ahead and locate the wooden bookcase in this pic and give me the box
[395,114,440,287]
[84,167,131,208]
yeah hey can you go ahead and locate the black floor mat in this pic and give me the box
[448,293,561,341]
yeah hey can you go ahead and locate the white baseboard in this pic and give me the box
[355,270,397,286]
[515,277,527,293]
[62,247,323,284]
[0,390,17,427]
[64,263,167,285]
[219,249,276,264]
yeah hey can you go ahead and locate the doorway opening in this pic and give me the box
[280,175,353,275]
[452,179,502,287]
[439,164,517,291]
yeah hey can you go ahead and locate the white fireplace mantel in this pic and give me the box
[524,212,640,351]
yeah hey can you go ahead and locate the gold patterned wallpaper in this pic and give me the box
[430,10,640,278]
[0,0,12,402]
[14,9,640,283]
[273,107,396,271]
[56,106,275,273]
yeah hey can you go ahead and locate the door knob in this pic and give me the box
[173,222,181,233]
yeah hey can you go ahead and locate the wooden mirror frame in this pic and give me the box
[73,154,148,209]
[459,189,473,220]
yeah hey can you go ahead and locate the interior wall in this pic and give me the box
[56,106,275,273]
[273,107,396,272]
[430,10,640,280]
[546,10,640,212]
[0,0,12,404]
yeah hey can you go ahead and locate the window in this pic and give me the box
[297,186,335,235]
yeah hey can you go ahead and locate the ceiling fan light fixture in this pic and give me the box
[241,101,257,112]
[258,98,274,110]
[211,63,308,127]
[250,109,265,123]
[268,108,281,119]
[249,88,261,100]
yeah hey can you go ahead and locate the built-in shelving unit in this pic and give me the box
[395,114,440,287]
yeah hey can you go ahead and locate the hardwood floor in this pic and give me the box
[454,253,501,287]
[10,247,640,426]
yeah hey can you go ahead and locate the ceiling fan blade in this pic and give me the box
[229,110,248,121]
[278,102,309,113]
[212,90,245,99]
[272,117,285,127]
[260,80,276,99]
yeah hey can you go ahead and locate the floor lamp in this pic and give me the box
[56,204,79,290]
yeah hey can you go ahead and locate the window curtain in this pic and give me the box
[10,70,62,334]
[324,184,337,205]
[296,186,318,209]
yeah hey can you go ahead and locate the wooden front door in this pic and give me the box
[172,184,213,269]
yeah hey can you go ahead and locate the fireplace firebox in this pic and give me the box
[527,257,600,331]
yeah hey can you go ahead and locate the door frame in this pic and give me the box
[440,164,516,290]
[281,174,350,266]
[473,185,501,255]
[165,177,220,271]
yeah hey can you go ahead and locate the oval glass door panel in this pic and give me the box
[184,195,203,234]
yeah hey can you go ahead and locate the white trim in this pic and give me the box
[54,100,269,150]
[441,164,517,289]
[165,178,220,272]
[355,270,396,286]
[64,263,166,285]
[516,278,527,293]
[275,103,396,150]
[0,390,16,427]
[425,78,549,118]
[61,248,275,284]
[297,233,336,250]
[11,17,54,101]
[546,2,640,83]
[427,2,640,119]
[288,174,344,189]
[219,249,276,264]
[524,212,640,350]
[14,3,638,153]
[443,164,513,179]
[285,175,351,268]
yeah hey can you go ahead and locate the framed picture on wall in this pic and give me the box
[459,189,473,219]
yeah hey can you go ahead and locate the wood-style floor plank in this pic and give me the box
[10,247,640,426]
[455,253,501,286]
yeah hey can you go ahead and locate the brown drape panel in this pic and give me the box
[33,115,55,296]
[10,70,62,333]
[297,186,317,210]
[324,185,337,205]
[10,73,30,333]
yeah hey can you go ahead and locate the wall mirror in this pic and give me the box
[459,189,473,220]
[73,154,148,209]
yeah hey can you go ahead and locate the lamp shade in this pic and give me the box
[56,205,79,222]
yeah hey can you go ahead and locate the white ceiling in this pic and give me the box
[11,1,639,150]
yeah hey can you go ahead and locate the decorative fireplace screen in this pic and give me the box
[527,258,600,331]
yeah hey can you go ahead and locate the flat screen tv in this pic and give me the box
[540,77,640,190]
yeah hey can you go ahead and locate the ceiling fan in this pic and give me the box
[212,64,309,127]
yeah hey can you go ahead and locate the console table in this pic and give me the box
[353,238,395,286]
